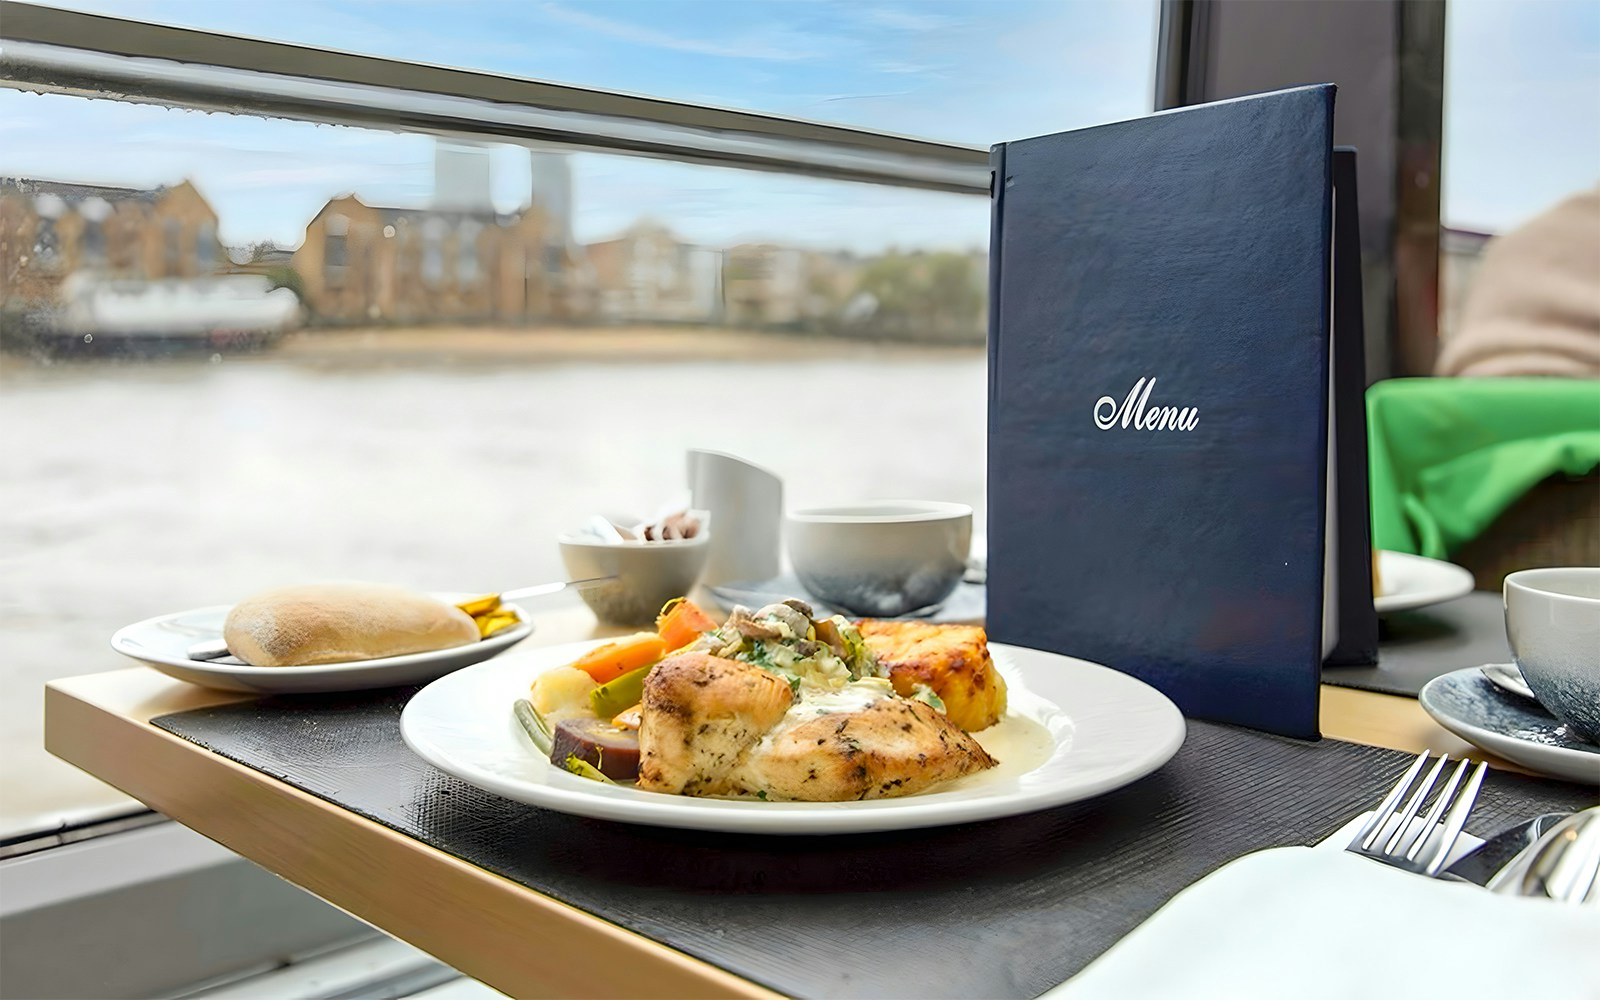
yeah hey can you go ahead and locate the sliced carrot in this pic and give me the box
[568,633,667,685]
[656,598,719,651]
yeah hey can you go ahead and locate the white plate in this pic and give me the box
[401,641,1187,834]
[1420,668,1599,785]
[1374,550,1475,614]
[110,594,533,693]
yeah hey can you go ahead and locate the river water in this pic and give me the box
[0,343,987,830]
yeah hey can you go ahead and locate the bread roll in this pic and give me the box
[223,583,480,667]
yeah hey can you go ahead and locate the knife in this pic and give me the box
[1441,813,1571,885]
[186,576,617,662]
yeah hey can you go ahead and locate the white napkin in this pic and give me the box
[1045,814,1600,1000]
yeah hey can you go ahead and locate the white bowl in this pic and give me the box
[786,501,972,617]
[558,532,711,627]
[1504,567,1600,744]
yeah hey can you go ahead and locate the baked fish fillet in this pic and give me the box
[637,653,997,801]
[636,653,794,795]
[731,692,997,801]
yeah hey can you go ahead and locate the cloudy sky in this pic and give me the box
[0,0,1594,251]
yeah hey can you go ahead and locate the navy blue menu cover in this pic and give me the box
[986,86,1337,739]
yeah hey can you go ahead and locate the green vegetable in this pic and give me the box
[909,683,947,713]
[590,663,652,719]
[513,698,554,755]
[562,754,616,783]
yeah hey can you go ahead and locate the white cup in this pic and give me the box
[687,449,783,586]
[1504,567,1600,744]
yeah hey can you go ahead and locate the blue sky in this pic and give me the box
[0,0,1594,251]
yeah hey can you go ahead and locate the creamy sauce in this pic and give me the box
[944,711,1058,793]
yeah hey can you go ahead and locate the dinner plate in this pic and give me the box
[1419,667,1599,785]
[1374,551,1475,614]
[110,594,533,693]
[401,640,1187,834]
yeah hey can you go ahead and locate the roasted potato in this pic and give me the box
[856,620,1007,732]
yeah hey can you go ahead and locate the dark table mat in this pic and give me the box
[152,689,1594,1000]
[1324,592,1509,697]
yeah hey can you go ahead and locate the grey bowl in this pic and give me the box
[558,532,711,627]
[1505,567,1600,746]
[786,501,971,618]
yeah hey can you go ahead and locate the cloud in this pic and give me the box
[535,1,837,62]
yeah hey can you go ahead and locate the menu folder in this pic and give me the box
[986,85,1377,739]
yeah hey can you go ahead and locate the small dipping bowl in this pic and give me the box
[1505,566,1600,745]
[787,501,972,618]
[559,529,711,628]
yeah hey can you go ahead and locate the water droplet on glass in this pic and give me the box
[83,333,93,343]
[209,353,222,364]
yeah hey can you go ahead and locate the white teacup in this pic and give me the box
[1504,567,1600,745]
[786,501,972,618]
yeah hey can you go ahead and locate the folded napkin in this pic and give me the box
[1046,813,1600,1000]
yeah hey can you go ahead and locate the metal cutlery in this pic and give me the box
[1347,750,1489,877]
[1488,807,1600,903]
[1479,662,1537,702]
[1441,812,1571,886]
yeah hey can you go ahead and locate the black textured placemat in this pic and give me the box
[151,689,1593,1000]
[1324,592,1509,697]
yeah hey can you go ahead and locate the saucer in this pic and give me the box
[1419,668,1599,785]
[709,574,985,623]
[1374,551,1475,614]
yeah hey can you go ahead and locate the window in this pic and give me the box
[33,216,60,269]
[162,218,182,274]
[197,221,218,270]
[457,220,481,285]
[1440,0,1600,337]
[325,213,349,285]
[79,196,111,264]
[422,218,448,286]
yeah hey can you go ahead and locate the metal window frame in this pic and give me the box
[0,0,989,195]
[1154,0,1449,380]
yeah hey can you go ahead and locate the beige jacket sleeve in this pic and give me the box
[1435,186,1600,378]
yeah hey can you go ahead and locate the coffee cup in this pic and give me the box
[1504,567,1600,745]
[786,501,971,618]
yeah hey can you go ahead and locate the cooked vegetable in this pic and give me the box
[656,598,719,651]
[455,593,501,618]
[530,665,599,717]
[472,608,522,638]
[552,716,641,781]
[611,704,642,730]
[590,663,651,719]
[562,755,617,784]
[569,632,667,684]
[858,620,1007,732]
[513,698,553,755]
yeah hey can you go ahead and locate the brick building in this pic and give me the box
[293,195,580,325]
[0,177,223,312]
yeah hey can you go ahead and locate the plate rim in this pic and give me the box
[1374,550,1476,614]
[1419,668,1600,785]
[109,595,533,677]
[400,639,1188,834]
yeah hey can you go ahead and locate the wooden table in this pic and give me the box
[43,605,1525,999]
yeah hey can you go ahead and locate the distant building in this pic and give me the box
[529,149,575,250]
[292,194,574,325]
[722,245,860,330]
[585,220,720,324]
[433,141,495,214]
[0,177,223,311]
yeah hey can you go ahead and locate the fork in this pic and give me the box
[1347,750,1489,877]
